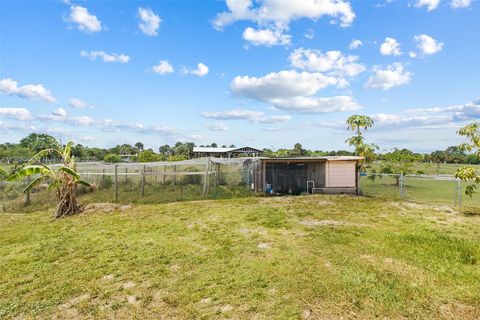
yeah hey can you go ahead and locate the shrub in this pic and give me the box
[104,154,122,163]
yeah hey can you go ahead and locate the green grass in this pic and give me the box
[1,195,479,319]
[368,161,480,175]
[360,175,480,206]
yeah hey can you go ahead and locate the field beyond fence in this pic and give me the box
[1,159,479,212]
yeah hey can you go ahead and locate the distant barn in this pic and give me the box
[247,156,362,195]
[193,146,263,158]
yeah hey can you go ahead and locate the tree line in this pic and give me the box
[1,132,479,165]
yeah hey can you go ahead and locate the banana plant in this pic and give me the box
[7,141,91,218]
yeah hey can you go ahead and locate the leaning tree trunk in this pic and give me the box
[55,174,81,218]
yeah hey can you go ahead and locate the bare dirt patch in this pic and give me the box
[83,203,131,214]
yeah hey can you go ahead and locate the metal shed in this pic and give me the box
[247,156,362,195]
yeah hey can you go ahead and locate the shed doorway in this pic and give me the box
[265,163,308,195]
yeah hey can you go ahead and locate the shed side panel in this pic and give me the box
[326,161,356,188]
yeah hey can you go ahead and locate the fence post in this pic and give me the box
[25,176,31,206]
[456,179,462,207]
[114,165,118,203]
[125,167,128,183]
[163,165,166,186]
[203,158,210,198]
[399,173,404,199]
[173,165,177,186]
[141,165,146,196]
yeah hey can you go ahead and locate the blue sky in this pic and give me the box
[0,0,479,152]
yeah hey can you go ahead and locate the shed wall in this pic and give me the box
[325,161,357,188]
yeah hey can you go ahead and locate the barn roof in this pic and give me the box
[193,146,263,153]
[260,156,363,162]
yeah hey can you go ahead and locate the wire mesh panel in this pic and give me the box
[359,174,401,200]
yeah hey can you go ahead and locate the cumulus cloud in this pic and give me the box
[380,37,402,56]
[415,0,440,11]
[413,34,444,56]
[242,27,291,46]
[137,7,161,36]
[205,122,229,131]
[151,60,174,74]
[365,63,412,90]
[66,5,102,33]
[304,29,315,39]
[80,50,130,63]
[349,39,363,50]
[0,107,32,121]
[68,97,94,109]
[187,63,209,77]
[230,70,360,113]
[53,108,67,118]
[213,0,355,45]
[0,78,56,103]
[231,70,337,101]
[289,48,365,86]
[450,0,471,8]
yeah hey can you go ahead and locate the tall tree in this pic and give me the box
[455,123,480,196]
[345,115,376,172]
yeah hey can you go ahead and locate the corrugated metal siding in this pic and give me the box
[326,161,356,188]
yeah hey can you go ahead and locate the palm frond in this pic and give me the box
[27,148,63,165]
[7,165,54,182]
[57,166,80,180]
[22,175,48,194]
[76,180,91,187]
[63,141,75,160]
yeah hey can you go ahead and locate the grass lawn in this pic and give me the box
[1,195,479,319]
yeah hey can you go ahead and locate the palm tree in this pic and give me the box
[7,141,91,218]
[346,115,374,136]
[345,115,376,173]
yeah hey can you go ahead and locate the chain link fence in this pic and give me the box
[359,173,480,207]
[1,158,253,213]
[2,162,480,212]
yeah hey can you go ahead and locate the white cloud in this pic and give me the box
[409,51,417,58]
[450,0,471,8]
[349,39,363,50]
[365,63,412,90]
[0,107,32,121]
[268,96,362,113]
[70,116,95,126]
[304,29,315,39]
[137,7,161,36]
[67,5,102,33]
[151,60,174,74]
[213,0,356,29]
[242,27,291,46]
[414,34,444,55]
[53,108,67,118]
[189,63,209,77]
[289,48,366,86]
[230,70,360,114]
[213,0,355,45]
[415,0,440,11]
[200,109,291,123]
[205,122,229,131]
[68,98,94,109]
[231,70,337,101]
[0,78,56,103]
[80,50,130,63]
[201,109,264,121]
[380,37,402,56]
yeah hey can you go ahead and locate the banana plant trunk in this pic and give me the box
[55,173,81,218]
